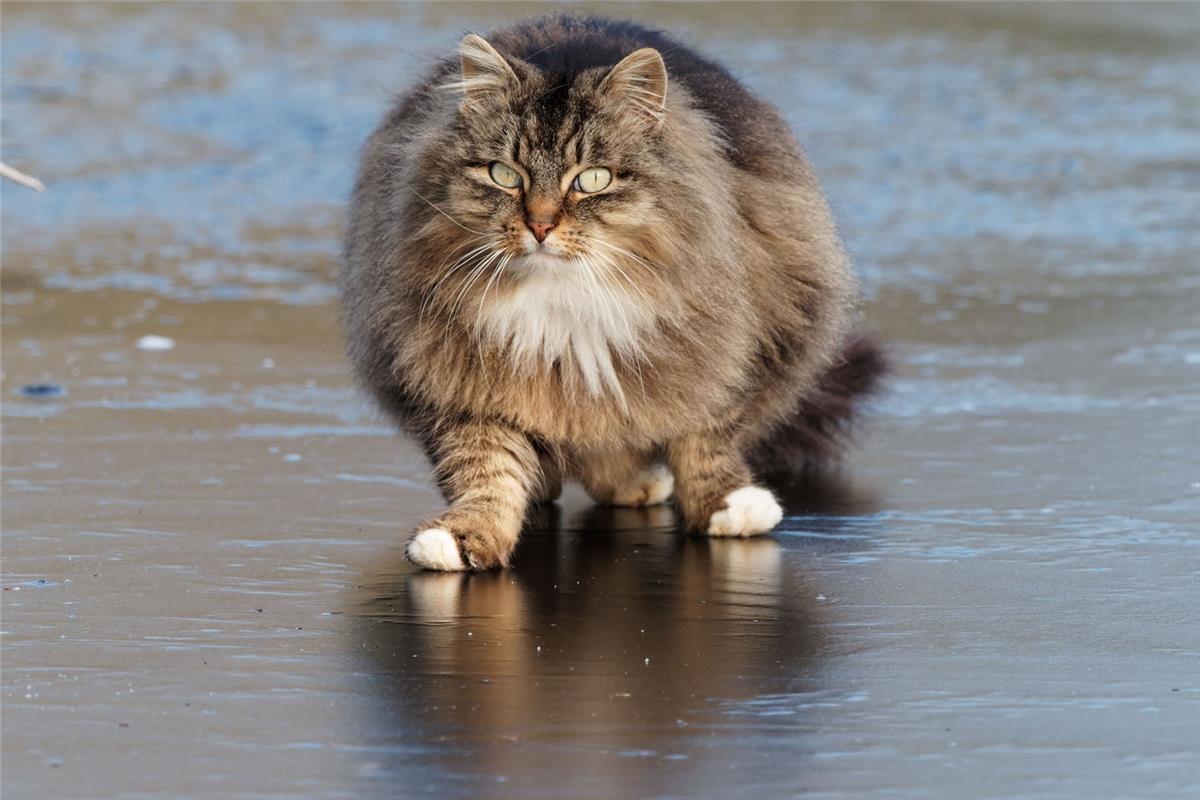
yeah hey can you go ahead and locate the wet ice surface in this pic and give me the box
[3,3,1200,798]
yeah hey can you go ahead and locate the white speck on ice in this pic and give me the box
[136,335,175,351]
[1184,353,1200,365]
[261,358,275,369]
[283,453,302,462]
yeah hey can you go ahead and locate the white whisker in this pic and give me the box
[584,253,647,403]
[477,251,513,318]
[447,246,504,321]
[405,184,488,235]
[420,236,493,320]
[590,236,663,273]
[440,246,504,354]
[475,251,515,385]
[587,246,653,310]
[584,236,658,309]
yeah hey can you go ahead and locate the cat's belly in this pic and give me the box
[402,341,740,449]
[482,368,722,448]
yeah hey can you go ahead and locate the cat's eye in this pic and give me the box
[488,162,522,189]
[573,167,612,194]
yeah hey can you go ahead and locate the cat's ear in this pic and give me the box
[600,48,668,126]
[457,34,520,109]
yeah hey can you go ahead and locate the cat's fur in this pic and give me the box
[341,16,885,570]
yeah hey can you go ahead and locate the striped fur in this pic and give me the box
[342,17,885,570]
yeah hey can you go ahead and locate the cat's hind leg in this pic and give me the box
[667,431,783,537]
[407,419,539,571]
[576,448,674,507]
[531,448,563,504]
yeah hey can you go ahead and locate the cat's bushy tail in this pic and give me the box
[747,334,889,475]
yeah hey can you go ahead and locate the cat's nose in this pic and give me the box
[526,218,557,243]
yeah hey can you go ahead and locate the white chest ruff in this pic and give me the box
[473,257,653,403]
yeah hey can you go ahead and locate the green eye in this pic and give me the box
[488,162,522,189]
[573,167,612,193]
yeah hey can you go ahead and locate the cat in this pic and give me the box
[341,16,886,571]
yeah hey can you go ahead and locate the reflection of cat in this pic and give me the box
[354,506,824,798]
[341,17,885,570]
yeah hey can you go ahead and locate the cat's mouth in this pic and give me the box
[526,237,563,256]
[518,251,571,271]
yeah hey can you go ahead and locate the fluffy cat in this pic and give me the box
[341,16,885,571]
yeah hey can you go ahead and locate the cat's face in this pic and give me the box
[436,37,672,276]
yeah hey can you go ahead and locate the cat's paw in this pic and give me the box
[406,528,467,571]
[611,464,675,506]
[706,486,783,537]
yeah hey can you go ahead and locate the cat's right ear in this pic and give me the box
[456,34,520,110]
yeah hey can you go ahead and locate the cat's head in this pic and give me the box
[430,34,685,275]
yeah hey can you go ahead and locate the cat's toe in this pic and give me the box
[706,486,783,537]
[407,527,467,571]
[611,464,675,506]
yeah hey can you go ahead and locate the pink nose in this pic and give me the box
[526,219,556,242]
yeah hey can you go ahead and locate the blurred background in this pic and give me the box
[3,3,1199,799]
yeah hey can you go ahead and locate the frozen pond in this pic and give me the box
[3,3,1199,798]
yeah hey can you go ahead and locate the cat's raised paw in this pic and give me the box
[706,486,783,537]
[611,464,675,506]
[406,528,467,571]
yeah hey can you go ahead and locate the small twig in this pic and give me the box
[0,162,46,192]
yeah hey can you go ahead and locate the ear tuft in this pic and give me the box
[455,34,519,108]
[600,48,668,125]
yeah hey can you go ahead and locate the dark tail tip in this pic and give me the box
[749,333,889,475]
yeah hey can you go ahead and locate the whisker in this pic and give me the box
[477,251,514,318]
[576,253,605,323]
[587,252,651,376]
[586,255,636,345]
[585,239,656,309]
[588,235,664,272]
[405,184,488,235]
[439,246,503,353]
[420,237,495,320]
[581,254,645,403]
[447,247,504,322]
[475,251,515,383]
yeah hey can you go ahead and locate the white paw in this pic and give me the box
[611,464,675,506]
[706,486,783,537]
[406,528,467,571]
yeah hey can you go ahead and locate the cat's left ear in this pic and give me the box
[600,48,668,126]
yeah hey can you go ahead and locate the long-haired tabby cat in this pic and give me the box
[342,16,885,571]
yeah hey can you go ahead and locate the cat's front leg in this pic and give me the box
[667,431,783,537]
[576,447,674,507]
[406,418,539,571]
